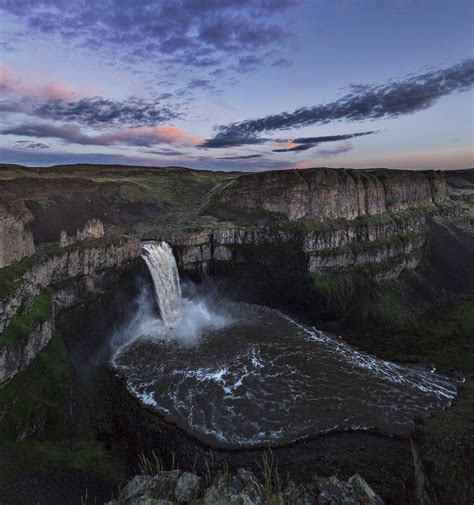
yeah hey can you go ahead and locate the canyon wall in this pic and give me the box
[172,210,429,280]
[209,168,447,222]
[0,235,141,385]
[0,202,35,268]
[171,168,453,319]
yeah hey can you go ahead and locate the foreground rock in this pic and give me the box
[106,468,384,505]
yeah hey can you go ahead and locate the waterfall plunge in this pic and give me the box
[142,241,182,325]
[110,239,231,348]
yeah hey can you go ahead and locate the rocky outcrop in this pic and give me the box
[0,201,35,268]
[209,168,448,222]
[0,235,141,384]
[172,169,451,286]
[308,232,426,275]
[107,468,384,505]
[59,218,105,247]
[0,235,141,334]
[0,316,53,386]
[171,210,428,278]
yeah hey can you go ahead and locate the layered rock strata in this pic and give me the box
[0,202,35,268]
[0,235,141,384]
[209,168,447,222]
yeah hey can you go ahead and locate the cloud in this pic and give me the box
[187,79,213,90]
[273,130,377,152]
[271,57,292,68]
[273,143,314,152]
[13,140,49,150]
[1,0,299,71]
[318,142,353,157]
[0,63,75,100]
[203,59,474,146]
[145,148,185,156]
[235,55,263,73]
[2,123,200,147]
[199,132,267,148]
[33,96,180,127]
[0,100,25,113]
[215,154,263,160]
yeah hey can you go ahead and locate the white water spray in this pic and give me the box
[142,241,182,325]
[113,240,232,347]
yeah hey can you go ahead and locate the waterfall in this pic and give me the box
[142,241,182,325]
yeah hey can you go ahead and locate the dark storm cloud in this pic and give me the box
[1,0,298,70]
[273,130,377,152]
[215,154,263,160]
[203,59,474,147]
[33,96,179,127]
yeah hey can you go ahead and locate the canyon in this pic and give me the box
[0,163,473,505]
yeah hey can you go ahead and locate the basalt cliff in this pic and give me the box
[169,168,467,323]
[0,163,473,505]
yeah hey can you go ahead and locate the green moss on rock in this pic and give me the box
[0,254,41,300]
[0,328,72,442]
[0,288,53,347]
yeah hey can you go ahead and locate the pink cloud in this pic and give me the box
[2,122,201,148]
[96,125,201,147]
[0,64,76,101]
[318,141,353,157]
[272,140,297,149]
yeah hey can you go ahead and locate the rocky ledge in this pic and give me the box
[0,235,141,384]
[107,468,384,505]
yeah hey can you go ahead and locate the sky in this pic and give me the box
[0,0,473,171]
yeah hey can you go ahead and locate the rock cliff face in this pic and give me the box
[170,168,452,319]
[210,168,448,222]
[0,235,141,384]
[0,202,35,268]
[172,210,429,279]
[59,218,105,247]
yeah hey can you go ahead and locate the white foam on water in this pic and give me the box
[112,245,462,448]
[279,312,459,403]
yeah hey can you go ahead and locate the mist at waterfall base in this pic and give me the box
[110,275,231,352]
[112,241,461,449]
